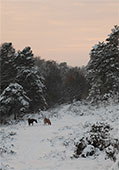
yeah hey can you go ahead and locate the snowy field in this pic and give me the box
[0,101,119,170]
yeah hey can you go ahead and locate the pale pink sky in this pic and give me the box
[1,0,119,66]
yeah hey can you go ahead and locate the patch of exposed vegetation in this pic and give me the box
[74,122,119,161]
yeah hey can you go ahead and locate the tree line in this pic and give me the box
[0,25,119,122]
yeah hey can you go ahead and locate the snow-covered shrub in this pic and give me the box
[74,138,87,158]
[81,145,96,157]
[74,122,119,161]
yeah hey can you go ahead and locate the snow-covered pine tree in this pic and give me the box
[106,25,119,47]
[86,25,119,103]
[0,83,30,122]
[15,46,47,111]
[16,68,47,111]
[14,46,34,71]
[0,42,16,93]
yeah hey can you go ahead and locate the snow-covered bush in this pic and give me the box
[74,122,119,161]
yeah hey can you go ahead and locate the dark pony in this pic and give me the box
[28,118,38,126]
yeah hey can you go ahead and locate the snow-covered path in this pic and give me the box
[0,102,119,170]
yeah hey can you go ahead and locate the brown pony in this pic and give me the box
[28,118,38,126]
[44,118,51,125]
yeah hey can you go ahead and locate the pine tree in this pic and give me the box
[15,46,47,111]
[0,83,30,122]
[14,46,34,71]
[106,25,119,47]
[86,26,119,102]
[16,68,47,111]
[0,43,16,93]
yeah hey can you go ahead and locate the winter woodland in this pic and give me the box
[0,25,119,170]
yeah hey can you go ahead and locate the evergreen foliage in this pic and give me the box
[86,25,119,102]
[0,44,47,121]
[16,68,47,111]
[14,47,47,111]
[0,83,30,122]
[0,43,16,93]
[14,46,34,71]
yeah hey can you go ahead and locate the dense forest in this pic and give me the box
[0,25,119,123]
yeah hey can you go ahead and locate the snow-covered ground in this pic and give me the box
[0,101,119,170]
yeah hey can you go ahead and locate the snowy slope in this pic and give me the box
[0,102,119,170]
